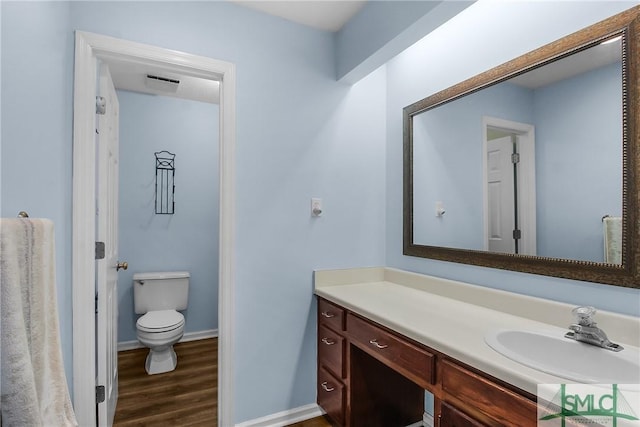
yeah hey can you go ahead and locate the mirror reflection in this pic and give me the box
[412,36,622,264]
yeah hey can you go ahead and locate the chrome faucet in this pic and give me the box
[564,306,623,352]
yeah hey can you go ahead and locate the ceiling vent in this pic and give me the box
[145,74,180,93]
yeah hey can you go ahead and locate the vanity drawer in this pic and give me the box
[318,298,345,332]
[346,313,435,389]
[318,324,345,378]
[318,366,345,426]
[441,359,537,427]
[440,402,487,427]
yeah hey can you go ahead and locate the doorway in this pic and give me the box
[72,31,236,427]
[482,116,537,256]
[112,68,221,353]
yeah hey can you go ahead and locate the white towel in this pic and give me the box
[603,216,622,264]
[0,218,77,426]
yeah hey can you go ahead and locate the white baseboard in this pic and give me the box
[118,329,218,352]
[234,406,430,427]
[235,403,324,427]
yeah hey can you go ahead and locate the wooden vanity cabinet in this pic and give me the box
[439,402,488,427]
[316,297,538,427]
[347,313,434,389]
[318,366,346,426]
[347,312,427,427]
[318,298,345,334]
[317,299,347,425]
[440,359,537,427]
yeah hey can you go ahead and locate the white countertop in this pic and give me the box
[314,267,640,395]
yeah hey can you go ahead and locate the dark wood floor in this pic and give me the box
[288,415,334,427]
[114,337,331,426]
[114,338,218,426]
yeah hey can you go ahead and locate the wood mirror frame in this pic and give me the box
[403,6,640,288]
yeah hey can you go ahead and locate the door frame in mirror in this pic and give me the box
[481,116,537,256]
[403,6,640,288]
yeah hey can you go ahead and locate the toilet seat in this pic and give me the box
[137,310,184,333]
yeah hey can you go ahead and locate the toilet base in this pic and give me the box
[144,346,178,375]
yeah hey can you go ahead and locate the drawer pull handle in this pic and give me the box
[369,339,388,349]
[321,311,336,318]
[321,337,336,345]
[321,381,335,392]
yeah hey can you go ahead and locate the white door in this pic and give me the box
[486,135,516,254]
[96,62,120,427]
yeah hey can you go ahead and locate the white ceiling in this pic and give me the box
[509,36,621,89]
[232,0,367,32]
[108,58,220,104]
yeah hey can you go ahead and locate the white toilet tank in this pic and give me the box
[133,271,190,314]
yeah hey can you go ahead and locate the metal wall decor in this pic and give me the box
[155,151,176,214]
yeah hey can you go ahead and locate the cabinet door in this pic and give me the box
[318,366,345,426]
[318,298,345,333]
[318,324,345,378]
[440,402,487,427]
[441,359,537,426]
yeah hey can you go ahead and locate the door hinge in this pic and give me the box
[95,241,105,260]
[96,96,106,115]
[513,229,522,240]
[511,153,520,164]
[96,385,105,404]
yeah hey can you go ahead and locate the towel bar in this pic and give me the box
[18,211,29,218]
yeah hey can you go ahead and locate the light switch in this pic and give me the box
[311,198,323,217]
[435,201,445,217]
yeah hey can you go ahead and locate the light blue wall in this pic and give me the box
[232,65,386,423]
[412,82,533,249]
[116,90,219,343]
[335,1,474,83]
[2,1,387,423]
[386,0,640,317]
[535,62,622,262]
[0,0,74,391]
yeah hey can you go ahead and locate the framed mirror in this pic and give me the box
[403,6,639,288]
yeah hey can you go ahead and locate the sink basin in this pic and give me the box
[485,329,640,383]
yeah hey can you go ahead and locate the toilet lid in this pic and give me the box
[137,310,184,332]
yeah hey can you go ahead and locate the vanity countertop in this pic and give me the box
[314,267,640,395]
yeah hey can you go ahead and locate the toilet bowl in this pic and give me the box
[136,309,185,374]
[133,271,189,375]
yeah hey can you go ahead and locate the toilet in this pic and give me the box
[133,271,190,375]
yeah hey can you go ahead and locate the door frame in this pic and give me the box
[95,63,120,426]
[482,116,536,256]
[72,31,236,426]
